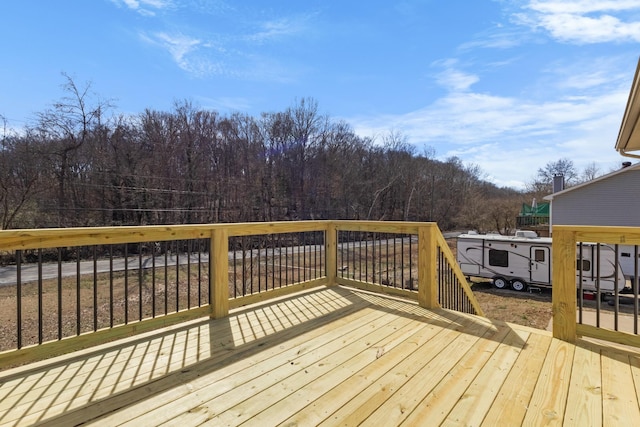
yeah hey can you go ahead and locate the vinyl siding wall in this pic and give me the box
[551,169,640,227]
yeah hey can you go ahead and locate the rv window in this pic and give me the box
[534,249,545,262]
[488,249,509,267]
[576,259,591,271]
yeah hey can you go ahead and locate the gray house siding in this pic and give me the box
[551,169,640,227]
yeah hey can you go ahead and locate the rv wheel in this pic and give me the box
[511,279,527,292]
[493,277,508,289]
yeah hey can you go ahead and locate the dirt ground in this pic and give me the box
[468,278,553,330]
[469,276,640,331]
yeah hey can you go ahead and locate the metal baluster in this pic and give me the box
[17,250,22,349]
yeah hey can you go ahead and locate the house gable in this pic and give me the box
[547,167,640,227]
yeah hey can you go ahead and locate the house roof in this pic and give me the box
[543,161,640,201]
[615,57,640,157]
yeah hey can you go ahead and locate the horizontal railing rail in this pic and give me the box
[516,215,549,227]
[553,225,640,348]
[0,221,483,368]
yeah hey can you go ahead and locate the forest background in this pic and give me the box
[0,76,602,232]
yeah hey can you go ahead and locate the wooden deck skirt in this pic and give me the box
[1,286,640,426]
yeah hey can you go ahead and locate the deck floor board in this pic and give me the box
[440,328,530,427]
[480,332,553,426]
[156,310,416,426]
[400,322,513,427]
[359,324,493,426]
[1,286,640,426]
[601,349,640,426]
[563,342,603,426]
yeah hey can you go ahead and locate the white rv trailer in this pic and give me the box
[456,231,626,293]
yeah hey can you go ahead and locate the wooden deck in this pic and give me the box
[1,286,640,426]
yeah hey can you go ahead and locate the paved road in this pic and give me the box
[0,236,427,287]
[0,244,325,287]
[0,253,211,287]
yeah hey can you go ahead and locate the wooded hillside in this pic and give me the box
[0,79,524,231]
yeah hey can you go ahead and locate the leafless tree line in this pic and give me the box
[1,76,523,231]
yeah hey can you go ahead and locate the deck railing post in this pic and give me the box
[325,222,337,285]
[552,227,577,342]
[418,223,438,309]
[210,227,229,319]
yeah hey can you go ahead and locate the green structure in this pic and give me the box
[517,200,549,228]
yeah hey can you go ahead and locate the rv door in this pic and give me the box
[530,246,550,284]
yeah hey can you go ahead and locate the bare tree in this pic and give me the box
[525,157,578,198]
[3,86,528,230]
[0,120,45,228]
[580,161,601,182]
[36,73,111,226]
[487,198,521,235]
[536,158,578,184]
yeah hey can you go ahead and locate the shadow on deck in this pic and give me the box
[1,286,639,426]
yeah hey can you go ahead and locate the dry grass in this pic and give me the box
[0,266,210,353]
[469,278,553,330]
[0,256,319,353]
[469,277,640,331]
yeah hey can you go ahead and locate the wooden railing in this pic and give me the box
[516,215,549,227]
[0,221,482,367]
[435,231,484,315]
[332,222,483,316]
[553,225,640,348]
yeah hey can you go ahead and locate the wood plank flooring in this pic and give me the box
[1,286,640,426]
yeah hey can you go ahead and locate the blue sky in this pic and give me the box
[1,0,640,189]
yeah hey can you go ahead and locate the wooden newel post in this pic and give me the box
[418,224,439,309]
[210,228,229,319]
[325,222,337,286]
[552,228,577,342]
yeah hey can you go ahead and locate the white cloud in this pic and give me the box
[111,0,173,16]
[140,30,301,80]
[516,0,640,44]
[151,32,201,64]
[245,16,309,44]
[353,93,587,146]
[434,67,479,92]
[350,60,630,189]
[141,32,225,76]
[534,56,632,96]
[538,13,640,43]
[527,0,640,14]
[110,0,309,81]
[459,28,531,50]
[561,69,611,90]
[197,95,252,112]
